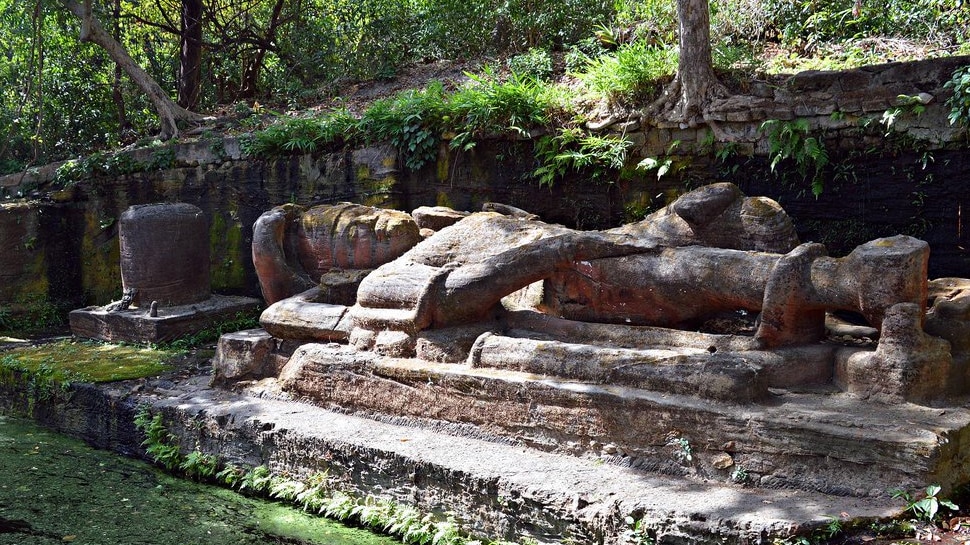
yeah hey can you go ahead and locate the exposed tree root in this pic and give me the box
[647,72,730,128]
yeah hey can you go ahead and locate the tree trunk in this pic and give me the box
[63,0,201,139]
[238,0,285,98]
[111,0,131,134]
[177,0,203,109]
[649,0,726,125]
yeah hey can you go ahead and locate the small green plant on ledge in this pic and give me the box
[533,127,634,187]
[760,118,829,197]
[132,408,540,545]
[624,515,657,545]
[160,310,261,351]
[881,93,929,134]
[945,65,970,129]
[665,434,693,464]
[134,405,183,471]
[892,484,959,524]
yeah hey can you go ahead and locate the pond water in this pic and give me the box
[0,415,398,545]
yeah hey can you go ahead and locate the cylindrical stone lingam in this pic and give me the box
[119,203,210,307]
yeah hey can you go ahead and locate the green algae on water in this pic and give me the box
[0,415,400,545]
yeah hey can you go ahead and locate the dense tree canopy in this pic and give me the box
[0,0,966,171]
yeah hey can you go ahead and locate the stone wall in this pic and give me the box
[0,56,968,322]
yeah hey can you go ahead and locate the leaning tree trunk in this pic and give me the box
[649,0,726,125]
[63,0,201,139]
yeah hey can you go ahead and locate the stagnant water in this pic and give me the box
[0,415,398,545]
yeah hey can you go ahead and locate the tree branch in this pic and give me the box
[62,0,203,139]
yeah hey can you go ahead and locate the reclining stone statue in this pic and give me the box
[246,183,959,404]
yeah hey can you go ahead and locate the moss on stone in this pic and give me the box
[80,208,122,304]
[436,153,449,182]
[0,340,179,383]
[210,211,247,292]
[435,191,454,209]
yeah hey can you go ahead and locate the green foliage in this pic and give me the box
[0,294,63,334]
[0,0,963,173]
[764,0,968,50]
[564,37,610,73]
[134,406,183,471]
[207,460,541,545]
[730,466,749,484]
[0,353,77,412]
[408,0,612,60]
[248,74,555,170]
[533,127,633,187]
[180,449,218,481]
[0,339,176,384]
[52,144,179,188]
[507,48,554,81]
[448,72,553,147]
[893,484,959,523]
[613,0,677,44]
[944,65,970,128]
[161,310,261,351]
[576,40,677,103]
[241,110,358,156]
[238,465,274,494]
[636,141,685,180]
[881,94,928,133]
[760,118,829,197]
[0,0,155,169]
[624,515,656,545]
[215,463,246,488]
[667,436,693,464]
[359,83,448,170]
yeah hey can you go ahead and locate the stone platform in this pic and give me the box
[261,341,970,499]
[69,294,261,344]
[0,363,902,545]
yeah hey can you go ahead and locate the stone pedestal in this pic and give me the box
[70,294,261,344]
[70,202,261,344]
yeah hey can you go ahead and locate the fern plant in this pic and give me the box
[760,118,829,197]
[133,405,183,471]
[944,65,970,128]
[533,127,633,187]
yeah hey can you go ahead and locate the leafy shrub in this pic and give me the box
[241,110,357,156]
[577,40,677,103]
[533,127,633,187]
[613,0,677,44]
[760,118,829,197]
[564,37,610,73]
[448,72,554,147]
[359,83,449,170]
[944,65,970,128]
[763,0,969,49]
[507,48,554,81]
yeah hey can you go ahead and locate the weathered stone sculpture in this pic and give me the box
[252,202,422,305]
[215,183,970,500]
[119,203,211,307]
[251,202,424,348]
[70,202,260,343]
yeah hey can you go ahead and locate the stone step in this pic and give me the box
[276,342,970,500]
[150,375,898,544]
